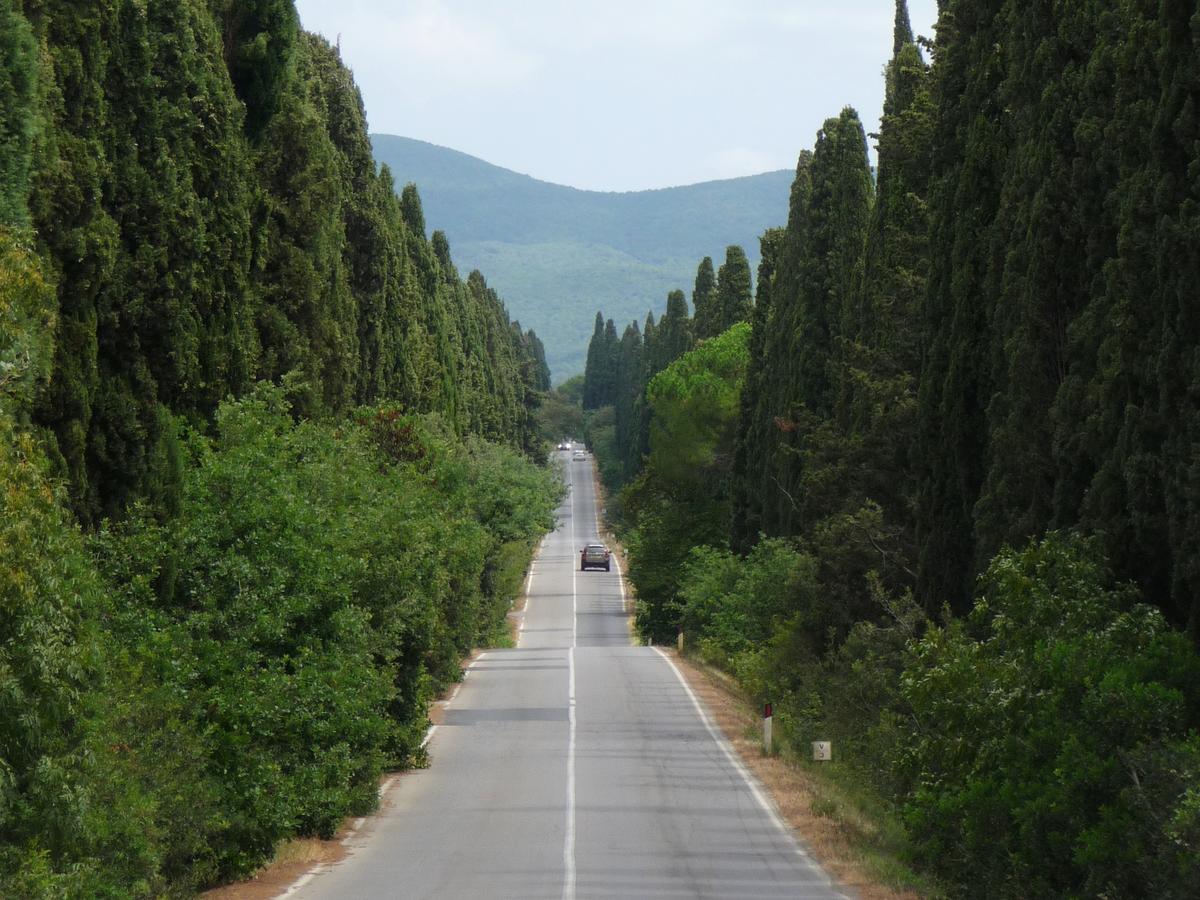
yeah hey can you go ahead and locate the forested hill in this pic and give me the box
[580,1,1200,896]
[371,134,793,379]
[1,0,560,894]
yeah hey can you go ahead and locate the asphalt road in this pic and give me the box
[291,450,846,899]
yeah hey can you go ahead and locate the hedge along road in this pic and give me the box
[289,450,846,899]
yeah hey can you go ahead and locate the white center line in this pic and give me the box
[563,466,578,900]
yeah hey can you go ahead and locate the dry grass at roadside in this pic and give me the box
[199,835,346,900]
[667,650,936,900]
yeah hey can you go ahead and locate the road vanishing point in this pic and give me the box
[291,451,846,899]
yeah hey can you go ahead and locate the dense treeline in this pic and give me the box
[15,0,546,524]
[584,1,1200,895]
[2,0,559,894]
[2,378,559,896]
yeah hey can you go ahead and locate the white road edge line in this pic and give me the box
[651,646,852,900]
[611,545,627,614]
[563,468,578,900]
[278,867,325,898]
[419,651,489,751]
[519,535,546,639]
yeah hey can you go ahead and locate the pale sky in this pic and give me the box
[293,1,939,192]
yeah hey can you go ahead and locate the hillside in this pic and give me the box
[370,134,793,379]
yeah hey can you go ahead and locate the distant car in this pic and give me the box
[580,543,611,571]
[572,450,586,460]
[557,441,569,450]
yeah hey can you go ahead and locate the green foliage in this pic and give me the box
[712,245,752,336]
[536,384,583,445]
[678,539,815,675]
[0,229,55,415]
[899,533,1200,898]
[645,322,749,486]
[625,324,750,640]
[214,0,299,138]
[0,389,561,894]
[0,0,36,227]
[0,419,111,897]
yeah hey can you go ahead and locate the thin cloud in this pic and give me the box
[323,1,542,93]
[295,0,941,191]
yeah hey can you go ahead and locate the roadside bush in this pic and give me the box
[89,391,562,888]
[0,419,117,897]
[678,539,815,674]
[897,533,1200,897]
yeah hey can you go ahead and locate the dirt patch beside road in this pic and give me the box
[199,834,347,900]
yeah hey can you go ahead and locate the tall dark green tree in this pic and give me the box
[0,0,36,227]
[731,228,784,552]
[613,321,645,481]
[691,255,718,339]
[749,109,873,539]
[743,151,812,537]
[582,311,607,410]
[713,244,753,334]
[914,0,1009,611]
[212,0,300,139]
[817,0,932,586]
[651,289,694,375]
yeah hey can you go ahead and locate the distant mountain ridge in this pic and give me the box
[371,134,793,379]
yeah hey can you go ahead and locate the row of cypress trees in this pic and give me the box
[580,243,753,488]
[4,0,548,527]
[580,2,1200,893]
[588,0,1200,646]
[2,0,561,893]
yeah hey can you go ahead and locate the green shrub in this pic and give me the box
[898,533,1200,898]
[87,391,562,888]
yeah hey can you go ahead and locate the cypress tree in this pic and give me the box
[599,318,620,407]
[212,0,299,139]
[1050,0,1200,639]
[0,0,36,227]
[652,289,694,375]
[751,151,812,536]
[614,321,645,481]
[582,311,606,410]
[642,310,657,365]
[691,256,718,339]
[400,182,427,237]
[256,31,356,418]
[731,227,784,553]
[752,110,873,539]
[817,0,932,578]
[914,0,1009,611]
[969,0,1104,572]
[893,0,914,55]
[15,0,549,522]
[796,107,873,421]
[714,244,752,334]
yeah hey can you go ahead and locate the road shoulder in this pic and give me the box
[663,649,925,900]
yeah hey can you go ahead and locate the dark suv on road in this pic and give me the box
[580,543,611,571]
